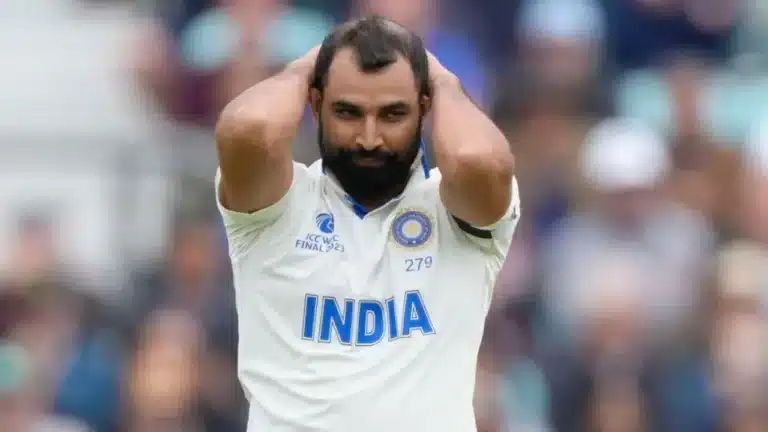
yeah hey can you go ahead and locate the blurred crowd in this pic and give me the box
[1,0,768,431]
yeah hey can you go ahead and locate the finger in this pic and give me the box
[305,45,321,61]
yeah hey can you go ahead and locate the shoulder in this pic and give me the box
[215,160,324,259]
[215,160,321,211]
[409,167,521,254]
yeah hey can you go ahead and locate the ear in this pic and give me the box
[420,94,432,116]
[309,88,322,120]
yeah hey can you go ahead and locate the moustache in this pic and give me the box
[336,148,399,165]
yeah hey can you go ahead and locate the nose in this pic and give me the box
[356,116,382,150]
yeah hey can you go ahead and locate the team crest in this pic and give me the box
[391,209,434,248]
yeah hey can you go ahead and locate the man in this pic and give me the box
[215,16,520,431]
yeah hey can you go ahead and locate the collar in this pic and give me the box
[316,141,431,219]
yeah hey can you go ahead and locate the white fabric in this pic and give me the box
[216,159,520,432]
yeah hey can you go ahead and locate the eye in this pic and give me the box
[334,107,360,120]
[381,111,406,123]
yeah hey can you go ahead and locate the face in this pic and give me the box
[521,37,598,95]
[172,222,219,282]
[742,176,768,243]
[12,223,57,286]
[131,311,201,419]
[312,48,426,205]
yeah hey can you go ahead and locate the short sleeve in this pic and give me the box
[445,176,522,312]
[454,176,522,258]
[215,161,310,258]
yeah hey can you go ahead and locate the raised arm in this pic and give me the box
[215,48,318,213]
[428,54,515,227]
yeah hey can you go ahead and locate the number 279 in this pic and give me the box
[405,256,433,272]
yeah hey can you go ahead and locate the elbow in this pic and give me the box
[215,105,267,147]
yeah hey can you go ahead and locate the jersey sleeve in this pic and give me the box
[438,174,521,312]
[452,176,521,257]
[215,162,310,259]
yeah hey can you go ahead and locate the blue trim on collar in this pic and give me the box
[419,139,431,179]
[322,141,430,219]
[344,196,369,219]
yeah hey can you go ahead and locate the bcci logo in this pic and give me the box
[391,209,433,248]
[315,213,335,234]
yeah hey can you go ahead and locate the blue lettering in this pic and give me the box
[302,294,318,339]
[356,301,385,345]
[319,235,339,245]
[297,234,343,253]
[386,297,399,340]
[319,298,354,344]
[401,291,435,337]
[302,292,435,345]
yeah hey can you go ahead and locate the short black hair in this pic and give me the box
[311,16,430,97]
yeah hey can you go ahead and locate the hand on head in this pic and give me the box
[287,45,322,85]
[301,45,322,67]
[425,50,457,90]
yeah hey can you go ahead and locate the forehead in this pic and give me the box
[324,47,419,105]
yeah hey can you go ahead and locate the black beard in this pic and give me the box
[319,124,421,205]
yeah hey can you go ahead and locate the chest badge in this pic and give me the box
[391,208,434,248]
[315,212,335,234]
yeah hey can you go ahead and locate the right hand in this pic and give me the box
[300,45,321,66]
[289,45,321,79]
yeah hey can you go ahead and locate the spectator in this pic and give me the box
[712,243,768,432]
[601,0,737,71]
[0,343,94,432]
[131,0,332,128]
[493,0,609,244]
[740,114,768,245]
[1,214,122,432]
[124,213,242,431]
[541,118,713,349]
[538,118,717,431]
[513,0,607,112]
[126,311,205,432]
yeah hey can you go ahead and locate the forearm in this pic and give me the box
[430,72,515,226]
[430,74,514,184]
[215,59,314,213]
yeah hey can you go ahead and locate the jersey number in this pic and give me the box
[405,256,433,272]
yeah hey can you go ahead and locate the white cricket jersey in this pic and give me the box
[215,153,520,432]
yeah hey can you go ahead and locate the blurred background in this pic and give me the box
[1,0,768,430]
